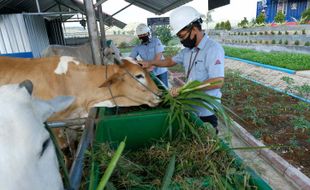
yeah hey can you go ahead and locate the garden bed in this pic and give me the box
[223,46,310,70]
[222,70,310,177]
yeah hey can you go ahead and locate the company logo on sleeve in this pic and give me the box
[215,59,221,65]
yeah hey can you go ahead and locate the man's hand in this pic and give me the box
[138,60,151,69]
[169,87,180,97]
[138,61,155,72]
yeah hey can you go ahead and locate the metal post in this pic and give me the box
[98,4,106,53]
[84,0,102,65]
[35,0,41,13]
[69,108,97,190]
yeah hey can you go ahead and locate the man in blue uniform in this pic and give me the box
[130,23,169,87]
[140,6,225,134]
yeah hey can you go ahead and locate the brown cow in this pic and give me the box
[0,56,161,148]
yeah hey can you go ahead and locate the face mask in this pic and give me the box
[181,31,196,49]
[139,35,149,44]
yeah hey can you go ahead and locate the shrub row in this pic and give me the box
[224,46,310,70]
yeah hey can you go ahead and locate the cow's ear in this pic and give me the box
[98,72,122,88]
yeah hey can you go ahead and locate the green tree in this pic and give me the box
[220,21,225,30]
[274,11,285,23]
[238,17,249,28]
[118,41,128,48]
[215,23,220,30]
[155,25,172,45]
[225,20,231,30]
[129,37,140,46]
[256,13,266,24]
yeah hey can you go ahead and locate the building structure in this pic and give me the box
[257,0,310,23]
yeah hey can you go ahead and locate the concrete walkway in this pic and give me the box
[225,58,310,100]
[218,122,297,190]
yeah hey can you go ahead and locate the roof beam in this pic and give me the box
[94,0,108,7]
[160,0,193,14]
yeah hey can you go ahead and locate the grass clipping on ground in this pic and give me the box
[89,81,256,189]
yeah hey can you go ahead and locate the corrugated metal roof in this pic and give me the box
[124,0,193,15]
[0,0,126,28]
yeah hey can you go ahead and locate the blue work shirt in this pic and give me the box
[172,34,225,117]
[130,37,168,76]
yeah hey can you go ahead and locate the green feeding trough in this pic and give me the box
[89,76,272,190]
[96,107,179,150]
[92,107,272,189]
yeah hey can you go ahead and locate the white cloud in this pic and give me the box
[66,0,259,28]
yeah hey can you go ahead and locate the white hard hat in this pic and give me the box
[135,23,150,35]
[169,6,202,35]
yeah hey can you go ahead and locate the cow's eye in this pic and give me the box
[40,138,50,157]
[135,74,144,79]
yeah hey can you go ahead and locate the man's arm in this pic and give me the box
[154,52,163,61]
[201,77,224,90]
[140,57,176,69]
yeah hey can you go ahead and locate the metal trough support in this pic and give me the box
[69,108,98,190]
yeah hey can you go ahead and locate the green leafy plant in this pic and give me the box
[294,84,310,98]
[162,80,232,140]
[274,11,285,23]
[278,31,282,35]
[285,31,289,35]
[95,139,126,190]
[163,46,181,57]
[271,31,275,35]
[292,116,310,131]
[302,29,306,35]
[292,102,310,114]
[281,76,295,93]
[256,13,265,24]
[294,31,298,35]
[278,39,282,44]
[294,40,300,45]
[225,20,232,30]
[305,42,310,46]
[272,39,276,44]
[223,46,310,70]
[284,40,288,45]
[238,17,249,28]
[156,26,172,45]
[289,136,299,148]
[301,8,310,24]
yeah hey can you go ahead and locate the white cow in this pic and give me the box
[0,80,74,190]
[41,41,121,64]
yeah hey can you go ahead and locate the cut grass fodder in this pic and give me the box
[91,128,255,189]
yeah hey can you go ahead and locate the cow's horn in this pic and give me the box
[19,80,33,95]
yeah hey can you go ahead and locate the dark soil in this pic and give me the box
[170,70,310,177]
[222,71,310,177]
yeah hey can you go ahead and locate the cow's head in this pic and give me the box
[0,80,74,190]
[95,58,162,107]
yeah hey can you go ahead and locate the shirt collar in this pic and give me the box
[189,33,208,52]
[197,33,208,50]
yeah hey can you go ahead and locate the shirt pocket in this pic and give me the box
[193,61,208,80]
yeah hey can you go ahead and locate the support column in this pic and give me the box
[84,0,102,65]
